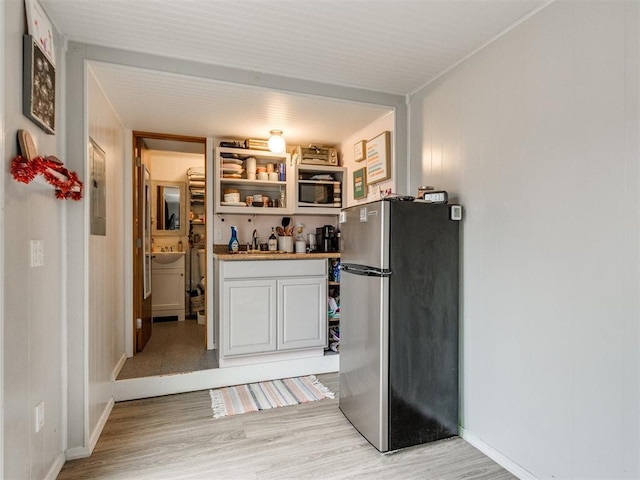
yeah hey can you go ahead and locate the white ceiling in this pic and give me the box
[42,0,548,151]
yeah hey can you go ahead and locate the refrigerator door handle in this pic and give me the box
[342,263,392,277]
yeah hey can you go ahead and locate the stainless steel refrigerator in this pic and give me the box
[339,199,460,452]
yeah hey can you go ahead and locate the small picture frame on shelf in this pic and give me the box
[353,167,367,200]
[354,140,366,162]
[23,34,55,134]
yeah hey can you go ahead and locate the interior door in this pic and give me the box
[133,135,153,351]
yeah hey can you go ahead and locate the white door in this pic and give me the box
[222,279,277,356]
[278,277,327,350]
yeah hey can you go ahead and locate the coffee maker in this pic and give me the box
[316,225,339,253]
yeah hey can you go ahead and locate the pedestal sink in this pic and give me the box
[151,251,186,264]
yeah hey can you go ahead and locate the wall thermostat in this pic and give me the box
[450,205,463,221]
[422,190,448,203]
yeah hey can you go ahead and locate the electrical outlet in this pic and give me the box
[35,401,44,432]
[214,228,222,241]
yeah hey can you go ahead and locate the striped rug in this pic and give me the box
[209,375,335,419]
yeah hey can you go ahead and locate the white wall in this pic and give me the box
[340,111,396,208]
[87,70,126,447]
[2,0,66,477]
[0,1,5,475]
[409,1,639,478]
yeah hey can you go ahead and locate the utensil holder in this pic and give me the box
[278,236,293,252]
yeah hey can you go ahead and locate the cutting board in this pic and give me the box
[18,130,37,161]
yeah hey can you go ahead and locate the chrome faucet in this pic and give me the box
[252,229,259,249]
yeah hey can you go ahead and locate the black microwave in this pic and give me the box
[298,180,342,208]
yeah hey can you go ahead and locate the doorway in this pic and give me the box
[125,131,214,378]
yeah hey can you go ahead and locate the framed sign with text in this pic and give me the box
[353,167,367,200]
[366,131,390,184]
[354,140,366,162]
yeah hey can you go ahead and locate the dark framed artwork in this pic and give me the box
[89,138,107,236]
[23,34,55,134]
[353,167,367,200]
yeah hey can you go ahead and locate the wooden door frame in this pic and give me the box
[131,131,207,353]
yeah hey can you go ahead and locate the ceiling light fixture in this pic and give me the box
[267,130,286,153]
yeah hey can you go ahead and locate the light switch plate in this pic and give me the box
[30,240,44,267]
[35,401,44,432]
[450,205,463,221]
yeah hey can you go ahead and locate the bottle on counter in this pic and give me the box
[177,240,183,252]
[228,226,239,252]
[268,227,278,251]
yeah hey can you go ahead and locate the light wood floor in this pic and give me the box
[58,373,516,480]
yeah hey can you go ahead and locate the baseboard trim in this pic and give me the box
[112,353,127,381]
[88,397,115,453]
[44,452,66,480]
[460,427,539,480]
[114,354,339,401]
[65,397,115,461]
[65,446,91,461]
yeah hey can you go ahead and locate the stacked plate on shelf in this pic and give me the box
[221,159,244,178]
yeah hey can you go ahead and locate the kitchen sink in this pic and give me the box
[151,251,186,264]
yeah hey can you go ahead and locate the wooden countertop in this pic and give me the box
[212,243,340,260]
[214,251,340,261]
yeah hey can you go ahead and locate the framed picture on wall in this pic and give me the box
[23,34,55,134]
[89,138,107,236]
[353,167,367,200]
[354,140,366,162]
[366,131,391,184]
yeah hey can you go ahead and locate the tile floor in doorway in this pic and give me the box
[117,317,218,379]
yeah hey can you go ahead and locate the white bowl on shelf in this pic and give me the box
[224,193,240,203]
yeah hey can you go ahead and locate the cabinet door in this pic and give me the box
[278,277,327,350]
[222,279,277,356]
[151,268,185,311]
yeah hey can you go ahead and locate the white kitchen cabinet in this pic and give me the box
[214,146,293,215]
[222,279,277,356]
[278,277,326,350]
[213,145,346,216]
[294,164,345,215]
[151,254,186,321]
[217,259,327,366]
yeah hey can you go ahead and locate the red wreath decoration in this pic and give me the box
[11,155,83,200]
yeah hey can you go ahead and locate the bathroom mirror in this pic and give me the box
[152,181,187,236]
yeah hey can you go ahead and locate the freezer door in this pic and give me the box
[341,201,389,270]
[339,267,389,452]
